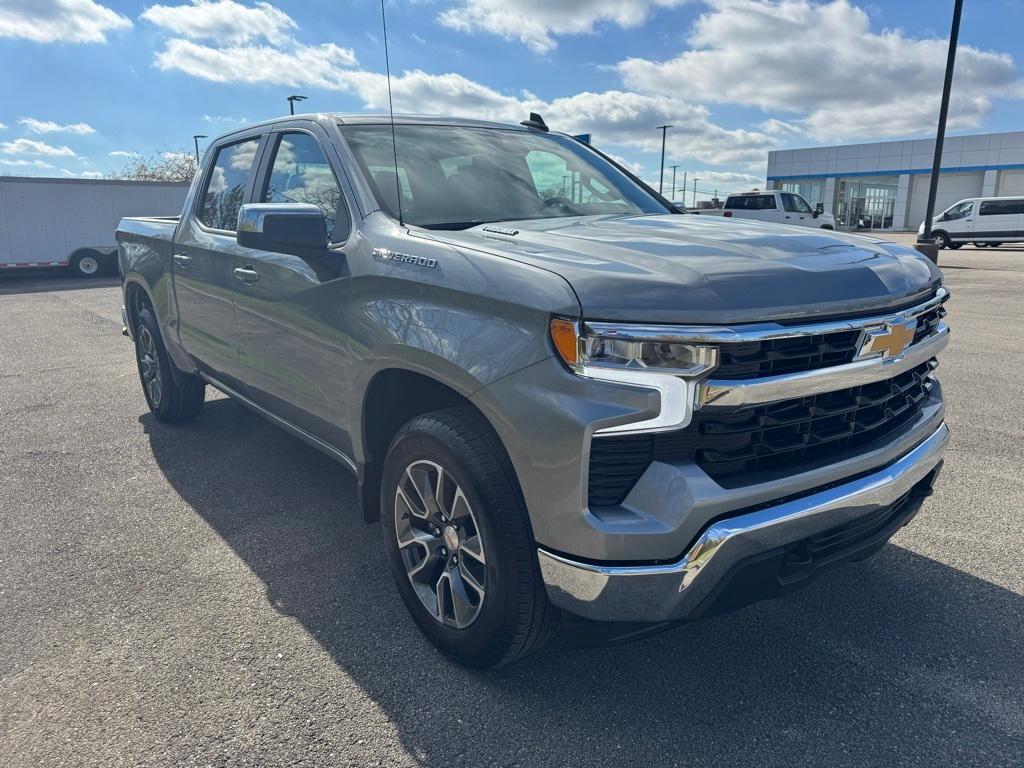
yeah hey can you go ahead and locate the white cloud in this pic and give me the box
[60,168,103,177]
[439,0,685,54]
[0,138,77,157]
[141,0,296,45]
[153,38,358,85]
[0,122,6,130]
[19,118,96,135]
[202,114,248,124]
[151,31,773,168]
[109,150,137,157]
[0,0,131,43]
[617,0,1024,142]
[0,158,56,168]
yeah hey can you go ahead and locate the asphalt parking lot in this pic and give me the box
[2,240,1023,767]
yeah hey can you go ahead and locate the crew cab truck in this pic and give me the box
[723,189,836,229]
[117,114,949,667]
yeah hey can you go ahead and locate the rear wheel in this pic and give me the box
[134,308,205,422]
[70,251,102,277]
[381,407,558,668]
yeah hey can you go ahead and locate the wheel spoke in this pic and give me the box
[404,465,438,518]
[435,571,451,623]
[450,487,472,524]
[460,535,485,566]
[396,485,428,520]
[457,559,485,598]
[448,567,478,627]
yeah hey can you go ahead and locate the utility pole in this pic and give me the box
[287,94,308,115]
[916,0,963,265]
[192,134,207,165]
[669,165,680,199]
[682,172,686,204]
[692,178,701,208]
[656,125,672,195]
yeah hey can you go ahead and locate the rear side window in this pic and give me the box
[727,194,776,210]
[261,132,346,240]
[979,199,1024,216]
[198,138,262,231]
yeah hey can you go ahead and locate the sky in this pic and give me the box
[1,0,1022,201]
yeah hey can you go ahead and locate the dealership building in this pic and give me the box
[766,130,1024,231]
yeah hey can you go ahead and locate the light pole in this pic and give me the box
[692,178,701,208]
[192,134,207,165]
[287,94,308,115]
[916,0,963,264]
[656,125,673,195]
[669,165,680,200]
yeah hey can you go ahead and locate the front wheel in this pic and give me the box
[381,407,558,668]
[932,231,951,249]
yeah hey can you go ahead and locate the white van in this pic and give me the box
[919,196,1024,249]
[723,190,836,230]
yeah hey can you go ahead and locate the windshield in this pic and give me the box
[340,124,670,229]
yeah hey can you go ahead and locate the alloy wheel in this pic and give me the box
[138,327,163,408]
[394,459,487,629]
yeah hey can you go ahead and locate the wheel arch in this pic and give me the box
[358,367,509,524]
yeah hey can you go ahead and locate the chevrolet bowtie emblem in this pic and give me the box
[857,320,917,361]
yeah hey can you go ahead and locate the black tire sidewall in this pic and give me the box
[135,309,174,418]
[934,231,950,249]
[381,419,522,665]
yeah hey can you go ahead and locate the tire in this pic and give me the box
[70,250,103,277]
[948,242,963,249]
[988,242,1002,248]
[134,307,205,422]
[932,231,951,249]
[381,406,559,668]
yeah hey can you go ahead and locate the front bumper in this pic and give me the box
[538,421,948,623]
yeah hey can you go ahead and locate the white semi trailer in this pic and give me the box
[0,176,188,277]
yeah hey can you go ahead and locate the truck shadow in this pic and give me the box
[140,398,1024,767]
[0,273,119,295]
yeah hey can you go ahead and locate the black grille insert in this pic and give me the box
[711,302,946,380]
[587,362,936,506]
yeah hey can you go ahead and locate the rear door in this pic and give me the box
[232,123,358,453]
[173,133,266,389]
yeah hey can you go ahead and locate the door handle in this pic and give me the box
[233,266,259,283]
[172,253,192,268]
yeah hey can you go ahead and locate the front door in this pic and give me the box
[173,135,264,389]
[232,126,356,454]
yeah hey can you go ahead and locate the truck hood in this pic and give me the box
[425,214,942,324]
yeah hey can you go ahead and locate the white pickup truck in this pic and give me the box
[723,190,835,230]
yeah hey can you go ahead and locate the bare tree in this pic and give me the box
[108,150,198,182]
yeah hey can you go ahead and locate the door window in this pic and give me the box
[782,193,813,213]
[198,138,262,231]
[262,132,345,240]
[944,201,973,220]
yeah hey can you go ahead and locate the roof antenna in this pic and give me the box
[520,112,548,132]
[380,0,403,225]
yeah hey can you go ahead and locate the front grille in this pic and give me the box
[587,361,936,506]
[712,301,947,380]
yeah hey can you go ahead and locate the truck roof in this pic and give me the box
[212,113,549,141]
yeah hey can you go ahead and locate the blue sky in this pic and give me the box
[1,0,1022,200]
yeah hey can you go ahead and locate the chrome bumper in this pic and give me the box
[538,422,949,623]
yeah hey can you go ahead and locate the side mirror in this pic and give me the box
[812,209,820,218]
[814,202,824,214]
[237,203,327,257]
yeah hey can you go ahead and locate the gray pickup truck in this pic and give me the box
[117,114,949,667]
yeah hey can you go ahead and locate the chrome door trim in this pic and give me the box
[201,373,358,474]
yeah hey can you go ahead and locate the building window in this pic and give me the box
[834,175,898,231]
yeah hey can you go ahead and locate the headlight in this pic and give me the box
[550,318,719,434]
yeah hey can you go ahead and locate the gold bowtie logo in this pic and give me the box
[858,320,917,360]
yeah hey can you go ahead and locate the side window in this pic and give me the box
[754,195,777,210]
[791,194,813,213]
[198,138,261,231]
[781,193,797,212]
[979,200,1020,216]
[262,133,346,240]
